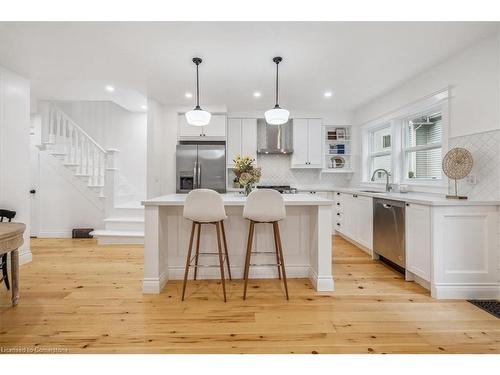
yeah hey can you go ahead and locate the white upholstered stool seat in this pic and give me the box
[183,189,227,223]
[243,189,286,223]
[181,189,231,302]
[242,189,289,300]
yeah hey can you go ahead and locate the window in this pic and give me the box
[404,112,443,181]
[368,125,392,181]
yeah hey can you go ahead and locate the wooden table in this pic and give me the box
[0,222,25,306]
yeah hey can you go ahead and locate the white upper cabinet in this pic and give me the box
[204,114,226,137]
[178,114,227,139]
[226,118,257,167]
[405,203,431,281]
[241,119,257,160]
[307,119,323,166]
[291,118,323,168]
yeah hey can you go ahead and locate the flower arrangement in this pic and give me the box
[232,154,261,195]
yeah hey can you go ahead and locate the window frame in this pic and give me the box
[365,123,392,183]
[361,89,449,193]
[400,106,447,187]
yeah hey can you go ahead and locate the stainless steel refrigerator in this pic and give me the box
[176,142,226,193]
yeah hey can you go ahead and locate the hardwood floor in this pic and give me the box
[0,236,498,354]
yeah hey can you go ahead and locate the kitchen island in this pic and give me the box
[142,193,334,293]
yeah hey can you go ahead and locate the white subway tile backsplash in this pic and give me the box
[448,130,500,200]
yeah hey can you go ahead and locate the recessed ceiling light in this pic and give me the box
[141,105,147,110]
[185,92,193,98]
[324,91,333,98]
[105,85,115,92]
[253,92,262,98]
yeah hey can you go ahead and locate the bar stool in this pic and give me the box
[242,189,289,300]
[182,189,231,302]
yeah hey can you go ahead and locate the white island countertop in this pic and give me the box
[142,193,334,206]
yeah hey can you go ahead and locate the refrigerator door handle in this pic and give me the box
[193,161,198,189]
[197,163,201,188]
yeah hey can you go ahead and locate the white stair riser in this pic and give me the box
[104,220,145,232]
[112,208,144,219]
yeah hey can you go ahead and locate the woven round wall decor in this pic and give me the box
[442,147,473,180]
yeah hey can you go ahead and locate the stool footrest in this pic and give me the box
[250,251,276,255]
[249,263,281,267]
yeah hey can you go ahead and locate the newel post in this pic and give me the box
[105,148,120,215]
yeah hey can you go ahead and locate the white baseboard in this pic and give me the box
[335,231,373,256]
[432,283,500,299]
[142,270,168,294]
[37,231,73,238]
[167,265,309,280]
[308,268,334,292]
[19,249,32,265]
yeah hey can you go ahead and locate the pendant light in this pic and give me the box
[265,56,290,125]
[185,57,211,126]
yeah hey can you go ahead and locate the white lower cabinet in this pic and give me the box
[333,192,373,251]
[405,203,431,282]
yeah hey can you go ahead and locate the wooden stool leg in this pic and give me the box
[274,222,289,300]
[215,222,227,302]
[243,221,255,300]
[220,221,232,280]
[181,222,196,301]
[272,222,282,280]
[193,223,201,280]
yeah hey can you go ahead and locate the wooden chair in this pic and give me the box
[181,189,231,302]
[0,209,16,290]
[242,189,289,300]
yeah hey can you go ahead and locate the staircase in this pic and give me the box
[40,104,144,244]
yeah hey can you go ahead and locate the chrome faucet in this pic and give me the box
[371,169,392,192]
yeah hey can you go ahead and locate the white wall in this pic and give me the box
[354,33,499,137]
[146,100,177,198]
[33,151,104,237]
[351,32,500,193]
[0,66,31,263]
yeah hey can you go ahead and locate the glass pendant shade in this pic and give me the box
[186,57,211,127]
[265,107,290,125]
[185,107,211,127]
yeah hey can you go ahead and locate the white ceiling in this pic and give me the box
[0,22,497,113]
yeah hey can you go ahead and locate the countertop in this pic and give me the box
[143,193,334,207]
[301,186,500,206]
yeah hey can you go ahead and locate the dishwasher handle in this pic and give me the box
[382,203,393,209]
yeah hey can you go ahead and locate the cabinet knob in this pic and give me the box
[336,192,340,196]
[336,223,341,226]
[336,213,340,216]
[405,203,410,207]
[353,194,358,198]
[336,203,340,206]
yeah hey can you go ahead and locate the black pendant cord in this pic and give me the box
[275,62,279,108]
[272,56,283,109]
[196,63,200,109]
[192,57,203,110]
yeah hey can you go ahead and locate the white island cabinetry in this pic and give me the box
[142,193,334,294]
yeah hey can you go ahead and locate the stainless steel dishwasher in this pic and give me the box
[373,198,405,270]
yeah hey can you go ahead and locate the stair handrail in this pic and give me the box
[50,105,107,154]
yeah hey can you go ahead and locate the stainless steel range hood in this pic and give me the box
[257,118,293,154]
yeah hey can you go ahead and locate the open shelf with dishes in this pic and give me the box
[322,125,354,173]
